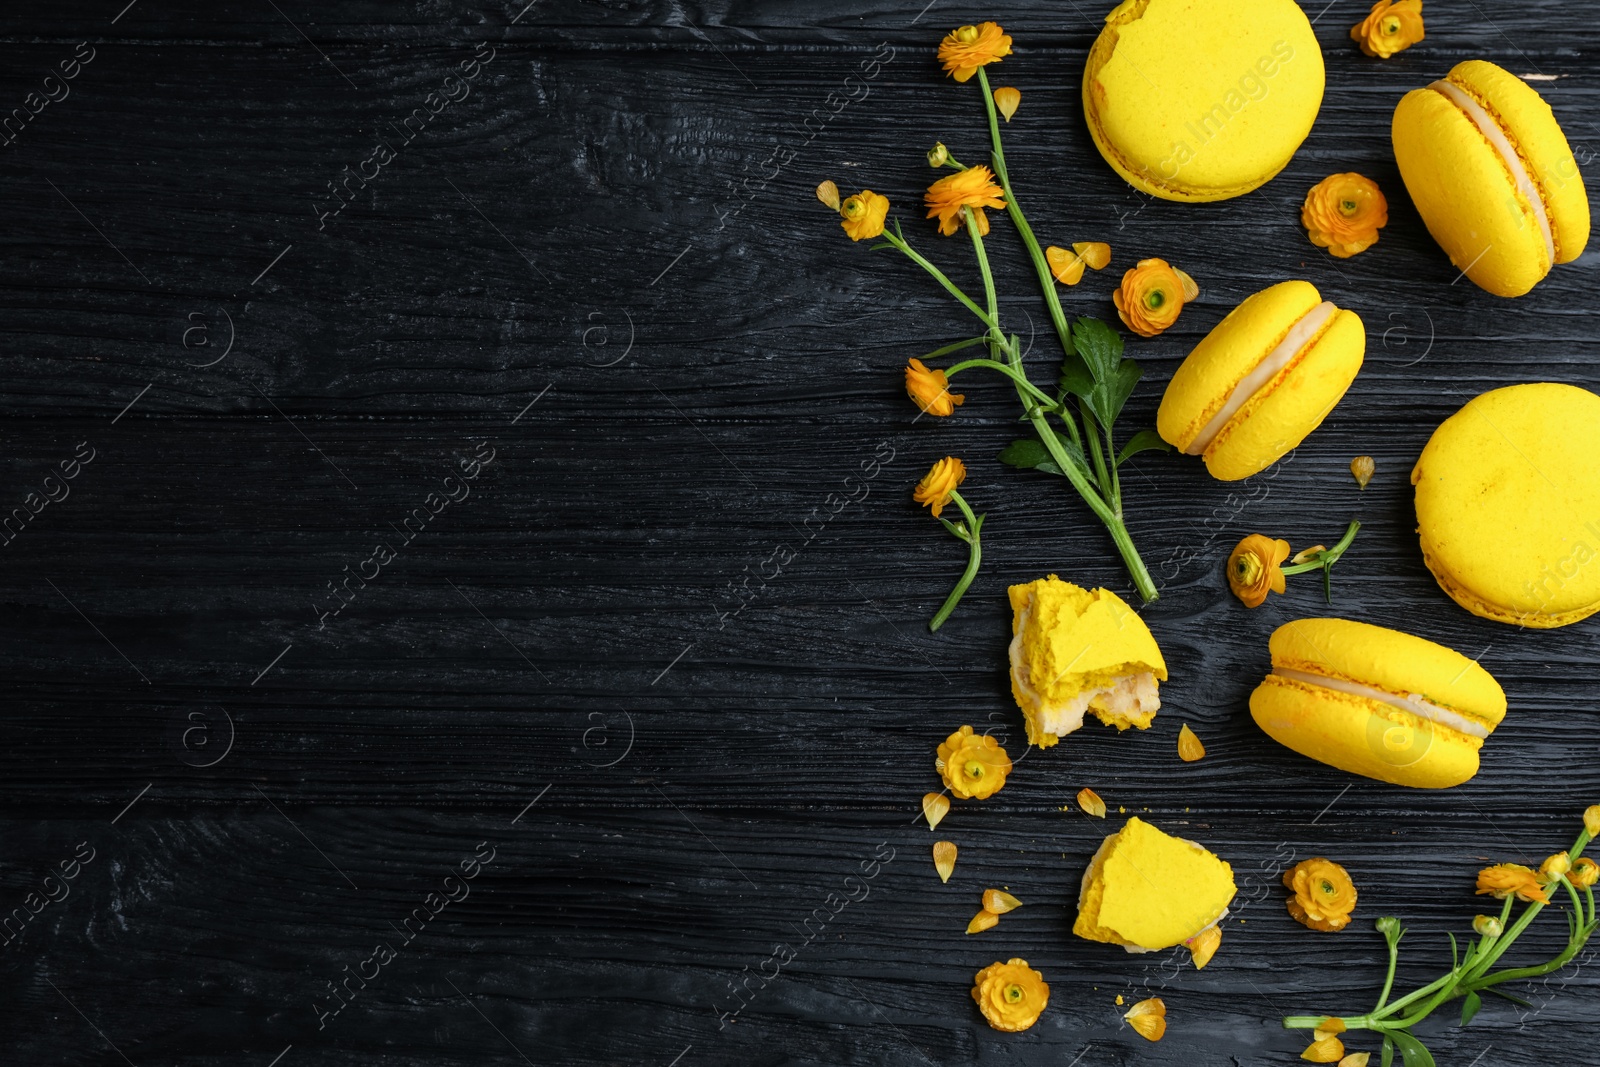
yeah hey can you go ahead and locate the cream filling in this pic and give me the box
[1272,668,1490,740]
[1430,79,1555,263]
[1184,302,1337,456]
[1009,606,1159,737]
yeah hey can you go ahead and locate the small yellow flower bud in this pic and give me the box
[1472,914,1502,938]
[1351,455,1375,488]
[1572,858,1599,888]
[1540,852,1572,882]
[927,142,950,168]
[1585,805,1600,837]
[815,180,840,211]
[954,24,981,44]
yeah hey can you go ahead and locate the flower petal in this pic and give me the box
[1123,997,1166,1042]
[922,792,951,831]
[1077,787,1107,818]
[1175,268,1200,302]
[1073,241,1111,270]
[983,889,1022,914]
[993,86,1021,122]
[1177,724,1205,762]
[934,840,957,883]
[815,180,841,211]
[1302,1036,1345,1063]
[1186,924,1221,969]
[967,908,1000,934]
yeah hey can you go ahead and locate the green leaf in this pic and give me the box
[1086,358,1142,430]
[1058,358,1094,400]
[1381,1036,1395,1067]
[1070,316,1123,383]
[1389,1029,1436,1067]
[1448,932,1459,971]
[998,438,1051,471]
[937,516,970,542]
[1116,428,1173,467]
[1460,990,1483,1027]
[921,335,991,362]
[1484,987,1533,1007]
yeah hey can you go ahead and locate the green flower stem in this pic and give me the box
[881,229,998,333]
[928,490,982,632]
[1079,398,1114,511]
[1280,520,1362,576]
[961,206,1005,357]
[944,357,1058,409]
[1374,931,1403,1012]
[976,66,1073,362]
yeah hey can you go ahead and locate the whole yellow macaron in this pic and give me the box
[1083,0,1324,202]
[1156,280,1365,481]
[1393,60,1590,297]
[1412,383,1600,627]
[1250,618,1507,789]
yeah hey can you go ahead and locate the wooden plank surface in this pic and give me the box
[2,2,1598,1064]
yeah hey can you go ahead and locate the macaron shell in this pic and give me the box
[1446,60,1590,264]
[1412,383,1600,627]
[1394,81,1550,297]
[1250,676,1482,789]
[1267,617,1506,723]
[1083,0,1323,202]
[1157,280,1322,450]
[1201,306,1365,481]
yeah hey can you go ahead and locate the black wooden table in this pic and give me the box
[3,3,1597,1064]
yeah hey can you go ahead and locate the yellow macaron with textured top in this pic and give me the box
[1392,60,1590,297]
[1250,618,1507,789]
[1008,577,1166,748]
[1075,817,1236,951]
[1083,0,1324,202]
[1413,383,1600,628]
[1157,281,1365,481]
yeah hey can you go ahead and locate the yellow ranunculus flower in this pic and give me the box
[1572,858,1599,889]
[1475,863,1550,904]
[912,457,966,518]
[1351,0,1424,59]
[904,357,964,417]
[938,22,1013,83]
[1227,534,1291,608]
[971,958,1048,1032]
[1303,173,1388,258]
[1540,852,1573,884]
[1284,857,1358,932]
[936,724,1012,800]
[1585,805,1600,837]
[839,190,890,242]
[925,165,1006,237]
[1113,258,1196,337]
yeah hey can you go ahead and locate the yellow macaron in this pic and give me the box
[1392,60,1590,297]
[1074,817,1236,951]
[1008,576,1167,748]
[1412,383,1600,627]
[1082,0,1324,202]
[1249,618,1507,789]
[1156,281,1365,481]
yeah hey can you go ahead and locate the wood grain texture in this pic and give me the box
[2,2,1598,1065]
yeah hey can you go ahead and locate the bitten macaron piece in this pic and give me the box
[1156,281,1365,481]
[1413,383,1600,628]
[1074,817,1236,951]
[1250,618,1507,789]
[1393,60,1590,297]
[1008,576,1166,748]
[1083,0,1324,202]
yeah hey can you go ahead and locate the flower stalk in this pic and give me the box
[1283,814,1600,1064]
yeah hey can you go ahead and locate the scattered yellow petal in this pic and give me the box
[1338,1054,1370,1067]
[815,180,841,211]
[1123,997,1166,1042]
[1115,994,1125,1006]
[967,908,1000,934]
[1178,724,1205,762]
[993,85,1021,121]
[922,792,950,831]
[1351,455,1375,489]
[1303,1036,1345,1062]
[1175,268,1200,302]
[1073,241,1111,270]
[1077,787,1107,818]
[1315,1017,1347,1036]
[983,889,1022,914]
[933,840,957,883]
[1186,924,1221,969]
[1046,245,1086,286]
